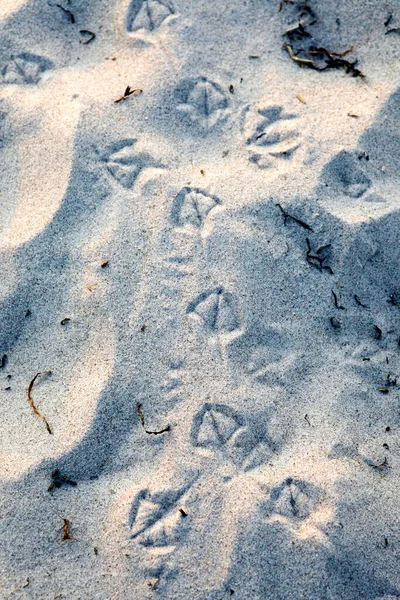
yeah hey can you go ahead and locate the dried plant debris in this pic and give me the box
[332,291,345,310]
[305,238,333,274]
[48,469,77,492]
[276,203,313,230]
[354,295,367,308]
[27,372,52,434]
[114,86,143,104]
[55,4,75,23]
[0,354,7,369]
[62,518,72,541]
[136,403,170,435]
[79,30,96,44]
[280,1,364,77]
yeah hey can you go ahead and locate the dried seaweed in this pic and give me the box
[332,291,345,310]
[80,30,96,44]
[283,42,316,68]
[276,203,313,230]
[114,86,143,104]
[384,13,393,28]
[136,403,170,435]
[385,28,400,36]
[354,295,367,308]
[56,4,75,23]
[27,372,52,434]
[0,354,7,369]
[280,2,364,77]
[62,518,72,541]
[306,238,333,274]
[48,469,77,492]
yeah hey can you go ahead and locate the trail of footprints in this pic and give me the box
[89,42,327,582]
[129,402,321,576]
[117,148,323,583]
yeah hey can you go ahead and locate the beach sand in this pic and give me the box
[0,0,399,598]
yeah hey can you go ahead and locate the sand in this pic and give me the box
[0,0,399,598]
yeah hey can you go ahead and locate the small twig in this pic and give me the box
[136,403,170,435]
[28,372,52,434]
[114,86,143,104]
[79,30,96,44]
[276,203,313,231]
[48,469,77,492]
[56,4,75,23]
[384,13,393,27]
[354,295,367,308]
[385,28,400,35]
[309,45,354,57]
[283,43,316,68]
[306,238,333,274]
[62,518,72,541]
[332,291,345,310]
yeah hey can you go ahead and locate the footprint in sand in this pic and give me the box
[190,402,275,472]
[187,288,241,335]
[242,104,302,169]
[101,138,167,189]
[0,52,53,85]
[171,187,220,229]
[176,77,230,131]
[126,0,175,33]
